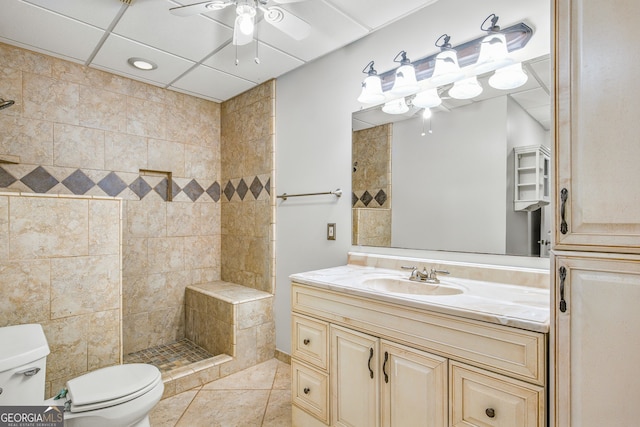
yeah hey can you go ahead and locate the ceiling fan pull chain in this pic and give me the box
[255,18,261,64]
[235,43,239,66]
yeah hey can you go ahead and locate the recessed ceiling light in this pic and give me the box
[127,57,158,71]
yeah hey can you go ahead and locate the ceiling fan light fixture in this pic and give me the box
[206,1,229,10]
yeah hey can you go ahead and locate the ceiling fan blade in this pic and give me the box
[169,1,231,17]
[262,6,310,40]
[233,15,254,46]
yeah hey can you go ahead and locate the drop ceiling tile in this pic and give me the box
[324,0,439,29]
[91,34,196,86]
[170,64,255,101]
[114,0,233,62]
[253,1,369,62]
[203,42,303,84]
[0,0,106,63]
[24,0,125,29]
[510,87,549,109]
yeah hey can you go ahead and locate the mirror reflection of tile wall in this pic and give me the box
[352,123,391,246]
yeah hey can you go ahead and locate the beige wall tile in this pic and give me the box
[87,309,120,370]
[89,199,120,256]
[237,297,273,329]
[50,255,120,318]
[126,97,167,139]
[148,237,185,273]
[23,72,79,125]
[53,123,105,169]
[9,196,89,259]
[0,196,7,261]
[0,260,50,327]
[185,144,217,181]
[0,116,53,165]
[148,139,185,178]
[78,85,128,133]
[104,132,147,173]
[43,315,88,384]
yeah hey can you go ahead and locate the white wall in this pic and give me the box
[275,0,550,353]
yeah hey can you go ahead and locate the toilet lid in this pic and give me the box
[66,364,161,412]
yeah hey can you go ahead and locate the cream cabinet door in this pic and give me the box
[331,325,380,427]
[554,255,640,427]
[555,0,640,252]
[380,340,447,427]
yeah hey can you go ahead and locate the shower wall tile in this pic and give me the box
[148,138,185,177]
[89,198,121,256]
[0,260,50,326]
[87,309,121,370]
[0,66,22,118]
[53,123,105,169]
[23,72,79,125]
[50,255,120,318]
[79,85,128,133]
[0,196,7,261]
[0,192,122,393]
[126,97,166,139]
[0,116,53,165]
[220,81,274,294]
[104,132,147,173]
[148,237,185,274]
[9,196,89,259]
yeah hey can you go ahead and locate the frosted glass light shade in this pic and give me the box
[412,88,442,109]
[357,75,385,104]
[475,33,513,74]
[382,98,409,114]
[489,62,528,90]
[449,76,483,99]
[390,64,419,96]
[422,108,432,119]
[431,50,464,86]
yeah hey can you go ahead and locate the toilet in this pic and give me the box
[0,324,163,427]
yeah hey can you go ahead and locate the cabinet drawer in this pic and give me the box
[450,361,544,427]
[292,314,329,369]
[291,360,329,424]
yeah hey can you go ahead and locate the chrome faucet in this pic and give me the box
[402,266,450,284]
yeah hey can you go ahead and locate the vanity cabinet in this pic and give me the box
[291,282,546,427]
[553,0,640,426]
[331,325,447,427]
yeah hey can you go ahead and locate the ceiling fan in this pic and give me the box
[170,0,311,46]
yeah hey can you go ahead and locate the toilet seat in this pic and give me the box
[66,364,162,413]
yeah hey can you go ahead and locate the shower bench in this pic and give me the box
[185,281,274,359]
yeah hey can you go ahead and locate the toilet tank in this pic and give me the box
[0,324,50,405]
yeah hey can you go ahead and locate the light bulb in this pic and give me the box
[422,108,432,119]
[238,14,254,35]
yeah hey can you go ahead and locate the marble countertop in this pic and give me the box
[290,265,550,333]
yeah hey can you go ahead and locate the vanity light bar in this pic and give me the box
[377,22,533,92]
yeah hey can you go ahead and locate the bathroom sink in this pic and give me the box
[362,277,463,296]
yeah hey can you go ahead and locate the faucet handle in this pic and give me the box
[401,265,417,270]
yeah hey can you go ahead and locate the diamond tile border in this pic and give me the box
[0,164,272,204]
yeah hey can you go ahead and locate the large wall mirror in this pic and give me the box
[351,0,550,258]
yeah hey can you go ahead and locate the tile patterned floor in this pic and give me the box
[150,359,292,427]
[124,339,214,372]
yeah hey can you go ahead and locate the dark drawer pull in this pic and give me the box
[303,338,310,345]
[303,387,310,395]
[486,408,495,418]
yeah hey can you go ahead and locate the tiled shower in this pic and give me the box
[0,41,276,392]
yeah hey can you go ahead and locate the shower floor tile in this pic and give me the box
[124,339,214,372]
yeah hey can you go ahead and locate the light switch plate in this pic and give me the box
[327,223,336,240]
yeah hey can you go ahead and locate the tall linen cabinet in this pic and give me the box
[553,0,640,426]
